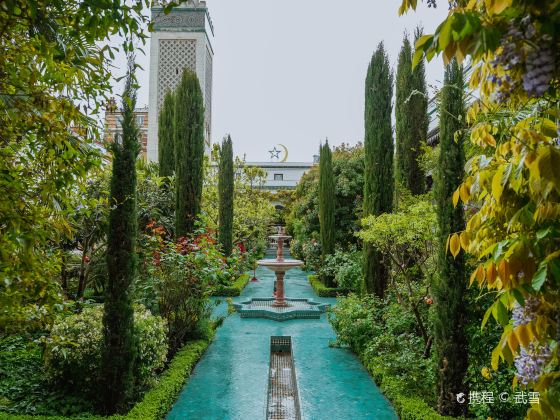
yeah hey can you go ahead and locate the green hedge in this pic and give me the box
[308,275,349,297]
[210,274,250,296]
[380,378,454,420]
[362,356,455,420]
[1,338,212,420]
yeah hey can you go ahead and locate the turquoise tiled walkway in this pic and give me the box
[167,262,397,420]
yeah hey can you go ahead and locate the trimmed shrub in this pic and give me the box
[211,274,250,297]
[124,338,210,419]
[308,275,349,298]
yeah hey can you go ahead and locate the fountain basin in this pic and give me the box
[234,297,329,321]
[256,258,304,273]
[267,234,292,241]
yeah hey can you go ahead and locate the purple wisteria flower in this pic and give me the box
[512,298,552,386]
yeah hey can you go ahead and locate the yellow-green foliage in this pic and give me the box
[359,198,436,253]
[0,0,148,333]
[398,1,560,417]
[358,197,436,352]
[202,153,275,253]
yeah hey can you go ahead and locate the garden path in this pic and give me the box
[166,258,396,420]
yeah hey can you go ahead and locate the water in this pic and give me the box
[166,264,397,420]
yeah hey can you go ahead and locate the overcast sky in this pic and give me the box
[126,1,448,162]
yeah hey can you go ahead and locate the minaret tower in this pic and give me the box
[147,0,214,162]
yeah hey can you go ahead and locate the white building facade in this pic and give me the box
[245,162,314,191]
[147,0,214,162]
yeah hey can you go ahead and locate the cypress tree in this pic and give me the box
[395,29,428,195]
[434,59,467,416]
[101,56,140,414]
[174,69,205,237]
[319,141,335,287]
[363,42,394,297]
[218,135,234,257]
[158,90,175,177]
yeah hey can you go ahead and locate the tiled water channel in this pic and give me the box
[166,262,397,420]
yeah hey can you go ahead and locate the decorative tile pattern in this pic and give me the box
[234,298,329,321]
[152,10,205,29]
[157,39,197,111]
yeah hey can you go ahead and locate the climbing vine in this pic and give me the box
[399,1,560,417]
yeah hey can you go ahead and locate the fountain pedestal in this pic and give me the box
[234,227,329,321]
[273,271,287,307]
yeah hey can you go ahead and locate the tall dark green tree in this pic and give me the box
[218,135,234,257]
[363,42,394,297]
[101,56,140,414]
[158,90,175,177]
[174,69,205,237]
[319,141,335,287]
[395,29,428,195]
[434,59,467,417]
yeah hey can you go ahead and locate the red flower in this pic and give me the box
[83,255,90,264]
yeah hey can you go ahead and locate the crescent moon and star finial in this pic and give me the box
[268,146,281,161]
[278,144,288,162]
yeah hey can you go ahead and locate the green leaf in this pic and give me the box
[415,34,433,49]
[412,48,425,69]
[540,118,558,138]
[536,226,552,240]
[496,301,509,326]
[532,263,547,291]
[501,340,514,364]
[482,303,494,329]
[492,239,509,261]
[438,18,454,50]
[511,289,525,306]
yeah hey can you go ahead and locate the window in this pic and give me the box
[136,116,145,126]
[116,116,123,128]
[274,173,284,181]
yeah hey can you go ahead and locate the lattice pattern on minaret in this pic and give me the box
[157,39,197,111]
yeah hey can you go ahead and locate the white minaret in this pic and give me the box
[147,0,214,162]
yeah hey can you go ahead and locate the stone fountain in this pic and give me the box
[234,227,328,321]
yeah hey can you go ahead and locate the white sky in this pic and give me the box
[117,1,449,161]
